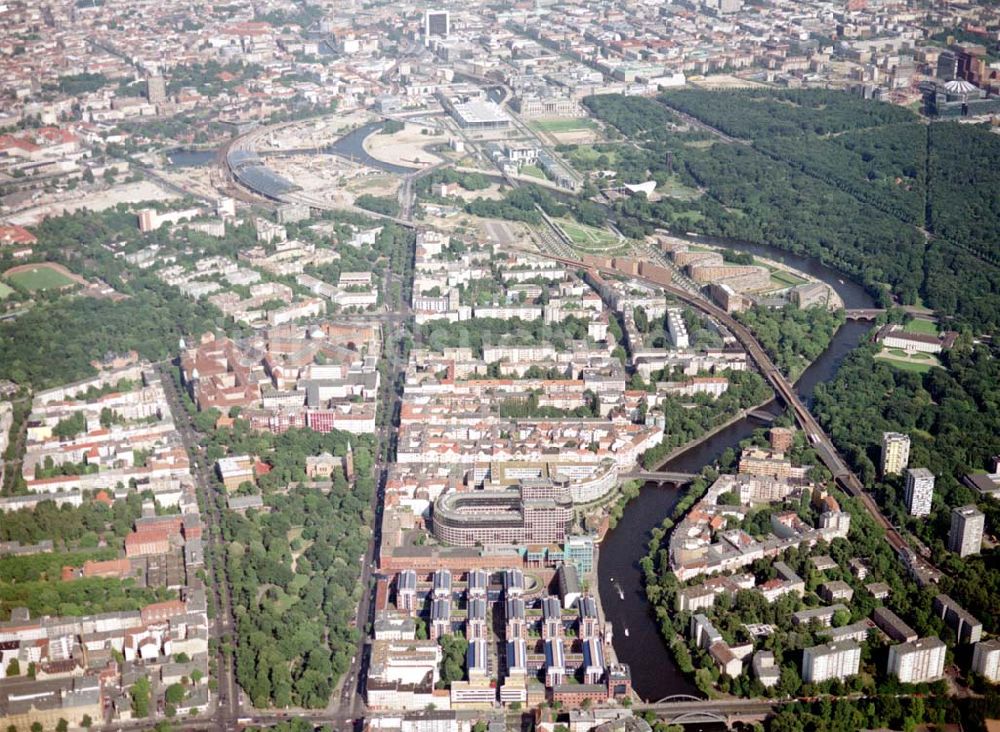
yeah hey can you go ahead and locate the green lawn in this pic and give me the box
[533,118,598,134]
[520,164,547,180]
[903,318,939,336]
[556,218,621,251]
[568,145,619,170]
[769,269,808,287]
[659,175,703,201]
[5,266,76,292]
[671,210,704,225]
[876,350,939,374]
[0,282,13,299]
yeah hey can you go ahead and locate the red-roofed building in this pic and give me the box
[83,558,131,578]
[0,134,41,158]
[141,599,187,624]
[0,225,36,258]
[125,528,171,557]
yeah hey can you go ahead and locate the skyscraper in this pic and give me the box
[948,504,984,557]
[880,432,910,476]
[904,467,934,516]
[146,75,167,106]
[424,10,449,43]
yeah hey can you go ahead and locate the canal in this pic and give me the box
[598,238,876,702]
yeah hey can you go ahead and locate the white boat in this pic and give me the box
[624,627,630,637]
[616,583,624,601]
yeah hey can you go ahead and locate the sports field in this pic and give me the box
[4,263,78,292]
[903,318,939,336]
[532,118,598,134]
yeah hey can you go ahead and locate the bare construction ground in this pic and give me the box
[363,125,446,168]
[7,181,179,226]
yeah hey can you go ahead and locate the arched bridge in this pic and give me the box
[654,695,703,703]
[624,471,699,484]
[635,696,779,726]
[845,308,886,320]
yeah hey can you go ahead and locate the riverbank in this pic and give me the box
[598,238,876,701]
[648,397,778,471]
[661,234,844,311]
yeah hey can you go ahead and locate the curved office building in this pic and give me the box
[431,479,573,547]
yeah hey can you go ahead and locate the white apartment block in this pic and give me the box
[905,467,934,517]
[948,504,984,557]
[887,637,946,684]
[666,308,689,349]
[802,640,860,683]
[880,431,910,476]
[972,639,1000,683]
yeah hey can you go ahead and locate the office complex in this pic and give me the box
[905,468,935,516]
[430,480,573,547]
[880,432,910,476]
[948,504,984,557]
[424,10,450,41]
[887,637,946,684]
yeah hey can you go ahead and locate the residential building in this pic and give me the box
[820,581,854,604]
[872,607,918,643]
[802,640,861,683]
[948,504,984,557]
[905,468,934,517]
[217,455,254,492]
[752,651,780,688]
[880,432,910,476]
[934,594,983,644]
[972,639,1000,683]
[690,614,722,650]
[887,637,946,684]
[396,570,417,615]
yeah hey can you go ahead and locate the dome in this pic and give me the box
[944,79,978,95]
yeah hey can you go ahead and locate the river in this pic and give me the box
[327,122,417,176]
[166,148,216,167]
[598,238,876,703]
